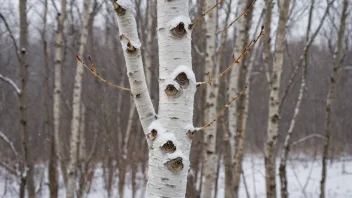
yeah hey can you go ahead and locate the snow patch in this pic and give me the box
[167,15,191,32]
[116,0,136,14]
[184,123,200,132]
[153,132,177,148]
[170,65,196,85]
[148,120,166,134]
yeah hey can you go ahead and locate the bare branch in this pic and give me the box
[189,0,225,29]
[0,161,18,177]
[0,73,21,95]
[0,12,21,62]
[216,0,257,34]
[291,134,326,147]
[195,86,247,132]
[75,56,130,91]
[0,130,21,160]
[197,27,264,87]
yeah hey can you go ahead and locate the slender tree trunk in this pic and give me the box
[41,0,58,197]
[233,1,254,196]
[19,0,36,197]
[114,0,196,196]
[53,0,68,187]
[320,1,348,197]
[202,0,218,197]
[66,0,91,197]
[265,0,290,197]
[278,0,326,196]
[77,103,87,198]
[228,0,247,167]
[145,0,156,90]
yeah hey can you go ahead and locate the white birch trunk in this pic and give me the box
[320,1,348,197]
[53,0,68,186]
[202,0,218,197]
[66,1,90,197]
[265,0,290,197]
[122,102,135,157]
[115,0,196,197]
[228,0,247,166]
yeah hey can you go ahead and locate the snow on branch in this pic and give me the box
[75,56,130,91]
[189,0,225,29]
[197,27,264,87]
[0,73,21,95]
[190,86,247,135]
[216,0,257,34]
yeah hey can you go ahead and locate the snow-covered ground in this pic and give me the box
[1,156,351,198]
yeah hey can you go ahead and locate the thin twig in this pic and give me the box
[189,0,225,29]
[197,28,264,87]
[0,13,21,62]
[75,56,130,91]
[199,86,247,131]
[216,0,257,34]
[0,161,18,177]
[291,134,326,147]
[0,73,21,95]
[0,130,21,160]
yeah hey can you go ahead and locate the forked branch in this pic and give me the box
[189,0,225,29]
[197,27,264,87]
[216,0,257,34]
[75,56,130,91]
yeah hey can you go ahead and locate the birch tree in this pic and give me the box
[264,0,290,197]
[278,1,333,197]
[66,0,91,197]
[232,1,254,196]
[18,0,36,197]
[53,0,68,186]
[40,0,58,197]
[202,0,218,197]
[320,1,348,197]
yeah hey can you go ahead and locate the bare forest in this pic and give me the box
[0,0,351,198]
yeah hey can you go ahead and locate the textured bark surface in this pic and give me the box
[233,1,253,196]
[66,1,91,197]
[19,0,36,197]
[320,1,348,197]
[202,0,218,197]
[53,0,68,187]
[228,0,247,166]
[265,0,290,197]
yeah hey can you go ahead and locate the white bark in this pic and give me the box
[202,0,218,197]
[53,0,67,186]
[228,0,247,164]
[265,0,290,197]
[66,0,90,197]
[114,0,156,136]
[115,0,196,197]
[122,102,135,157]
[0,73,21,95]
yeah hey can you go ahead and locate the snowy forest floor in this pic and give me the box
[1,155,352,198]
